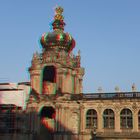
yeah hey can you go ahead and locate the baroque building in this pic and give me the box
[1,6,140,140]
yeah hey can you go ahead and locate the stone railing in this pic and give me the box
[71,92,140,100]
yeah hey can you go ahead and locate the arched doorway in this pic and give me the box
[40,106,56,120]
[40,106,55,129]
[39,106,56,140]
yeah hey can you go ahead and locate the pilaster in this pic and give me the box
[115,111,121,132]
[133,110,138,132]
[80,105,85,133]
[30,69,41,94]
[97,111,103,132]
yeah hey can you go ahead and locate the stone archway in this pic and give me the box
[40,106,56,120]
[39,106,56,140]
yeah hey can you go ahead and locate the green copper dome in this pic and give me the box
[40,6,75,52]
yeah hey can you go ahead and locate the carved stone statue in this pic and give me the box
[78,50,81,56]
[132,83,137,92]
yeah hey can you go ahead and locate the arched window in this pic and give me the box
[42,66,56,94]
[103,109,115,129]
[120,108,133,129]
[43,66,56,83]
[138,110,140,128]
[86,109,97,129]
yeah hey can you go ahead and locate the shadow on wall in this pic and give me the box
[37,120,81,140]
[37,110,79,140]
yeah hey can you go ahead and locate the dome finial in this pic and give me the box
[40,6,75,52]
[55,6,63,17]
[52,6,65,31]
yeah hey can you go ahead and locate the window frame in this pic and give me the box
[86,109,97,129]
[120,108,133,129]
[103,109,115,129]
[138,110,140,129]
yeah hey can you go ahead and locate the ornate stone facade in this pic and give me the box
[1,6,140,140]
[26,6,140,140]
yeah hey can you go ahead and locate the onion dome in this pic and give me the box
[40,6,75,52]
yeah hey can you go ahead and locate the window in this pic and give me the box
[120,108,133,129]
[86,109,97,129]
[138,110,140,129]
[103,109,115,129]
[43,66,56,83]
[42,66,56,94]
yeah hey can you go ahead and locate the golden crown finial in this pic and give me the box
[54,6,64,20]
[55,6,63,15]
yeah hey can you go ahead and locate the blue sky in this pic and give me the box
[0,0,140,93]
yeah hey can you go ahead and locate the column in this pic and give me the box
[97,111,103,132]
[62,74,65,93]
[61,107,64,132]
[57,107,61,132]
[55,107,59,132]
[80,106,84,133]
[63,107,68,131]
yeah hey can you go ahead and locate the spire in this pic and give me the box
[52,6,65,31]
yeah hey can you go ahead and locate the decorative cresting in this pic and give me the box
[40,6,75,52]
